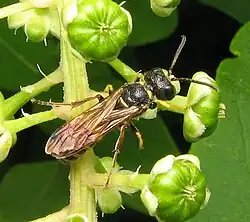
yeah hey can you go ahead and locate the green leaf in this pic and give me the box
[114,0,178,46]
[199,0,250,23]
[190,22,250,221]
[0,161,69,221]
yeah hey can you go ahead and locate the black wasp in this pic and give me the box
[32,36,218,179]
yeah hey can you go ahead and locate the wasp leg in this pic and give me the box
[105,123,128,186]
[130,122,144,150]
[31,94,104,108]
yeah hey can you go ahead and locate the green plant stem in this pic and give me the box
[4,110,57,133]
[59,3,97,220]
[4,68,63,119]
[90,172,150,191]
[157,95,187,114]
[0,2,33,20]
[108,58,138,83]
[30,207,69,222]
[69,150,97,221]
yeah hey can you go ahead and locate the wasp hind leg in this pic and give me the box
[105,123,128,186]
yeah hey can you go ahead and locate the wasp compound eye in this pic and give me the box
[122,83,150,107]
[144,68,176,101]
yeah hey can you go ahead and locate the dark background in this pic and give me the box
[0,0,241,221]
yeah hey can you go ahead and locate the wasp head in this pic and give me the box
[143,68,176,101]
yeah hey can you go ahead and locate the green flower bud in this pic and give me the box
[65,213,88,222]
[99,156,120,172]
[63,0,132,61]
[0,130,17,163]
[141,154,209,222]
[150,0,180,17]
[0,93,17,162]
[96,188,122,214]
[183,72,223,142]
[24,8,50,42]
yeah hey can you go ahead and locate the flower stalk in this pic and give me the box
[0,1,33,20]
[58,1,97,220]
[4,68,63,119]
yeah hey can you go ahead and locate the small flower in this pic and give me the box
[8,1,60,42]
[24,9,50,42]
[0,129,17,163]
[150,0,181,17]
[65,213,89,222]
[63,0,132,61]
[96,188,122,214]
[141,154,210,222]
[183,72,225,142]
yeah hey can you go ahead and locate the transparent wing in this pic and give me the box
[45,88,147,159]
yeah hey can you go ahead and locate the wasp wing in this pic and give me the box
[45,87,147,159]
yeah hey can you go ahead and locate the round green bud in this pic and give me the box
[63,0,132,61]
[96,188,122,214]
[183,72,222,142]
[99,156,120,172]
[24,9,50,42]
[150,0,180,17]
[0,93,17,163]
[65,213,88,222]
[0,130,17,163]
[141,154,209,222]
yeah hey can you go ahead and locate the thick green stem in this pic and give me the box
[0,2,33,20]
[69,150,97,220]
[59,4,97,220]
[108,58,138,83]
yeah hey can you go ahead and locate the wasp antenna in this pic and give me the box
[169,35,186,75]
[171,77,218,92]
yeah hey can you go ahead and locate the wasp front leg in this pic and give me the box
[31,94,104,108]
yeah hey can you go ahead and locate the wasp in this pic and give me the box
[32,36,218,183]
[33,67,217,160]
[35,68,181,160]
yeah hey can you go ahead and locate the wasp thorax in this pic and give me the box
[144,68,176,101]
[122,83,150,107]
